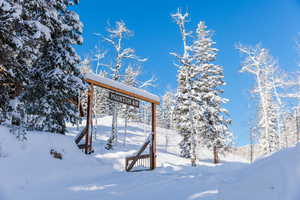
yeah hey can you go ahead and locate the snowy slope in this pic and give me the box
[219,144,300,200]
[0,126,112,200]
[4,116,296,200]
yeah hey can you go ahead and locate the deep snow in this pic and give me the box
[0,117,299,200]
[220,144,300,200]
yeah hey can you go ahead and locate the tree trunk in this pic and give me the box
[191,138,197,167]
[112,103,118,141]
[213,146,219,164]
[106,103,118,150]
[115,110,118,143]
[165,134,168,152]
[123,116,128,146]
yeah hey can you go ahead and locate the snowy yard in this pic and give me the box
[1,117,299,200]
[0,117,245,200]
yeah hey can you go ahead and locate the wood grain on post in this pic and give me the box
[151,103,157,170]
[85,84,94,154]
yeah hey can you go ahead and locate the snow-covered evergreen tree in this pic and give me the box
[80,58,93,74]
[279,70,300,146]
[24,0,85,134]
[0,0,84,136]
[280,111,298,148]
[120,65,140,145]
[161,91,176,129]
[260,94,280,153]
[0,0,52,126]
[192,21,233,164]
[172,10,232,165]
[78,58,92,116]
[171,10,196,162]
[94,71,110,117]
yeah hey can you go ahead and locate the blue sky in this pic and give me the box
[73,0,300,146]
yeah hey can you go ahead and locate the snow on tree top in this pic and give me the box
[85,73,160,104]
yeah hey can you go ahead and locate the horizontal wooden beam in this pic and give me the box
[86,79,160,105]
[126,154,150,161]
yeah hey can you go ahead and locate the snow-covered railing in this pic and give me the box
[84,73,160,104]
[125,134,152,172]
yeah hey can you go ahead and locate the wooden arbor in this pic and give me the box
[75,73,160,171]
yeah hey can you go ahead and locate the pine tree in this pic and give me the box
[0,0,52,126]
[121,65,140,145]
[171,9,196,162]
[94,71,110,117]
[24,0,85,134]
[192,21,233,164]
[171,10,232,165]
[161,91,176,129]
[80,58,93,74]
[79,58,92,116]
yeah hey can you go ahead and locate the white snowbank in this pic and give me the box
[219,144,300,200]
[85,73,160,103]
[0,126,112,200]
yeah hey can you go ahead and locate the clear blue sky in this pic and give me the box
[73,0,300,146]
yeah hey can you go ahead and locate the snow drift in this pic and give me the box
[0,125,112,200]
[219,144,300,200]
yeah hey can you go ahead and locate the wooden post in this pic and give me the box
[85,84,94,154]
[89,115,93,153]
[150,103,156,170]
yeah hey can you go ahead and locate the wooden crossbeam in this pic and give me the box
[86,78,160,105]
[126,154,150,161]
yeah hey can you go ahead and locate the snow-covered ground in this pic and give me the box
[220,144,300,200]
[1,116,299,200]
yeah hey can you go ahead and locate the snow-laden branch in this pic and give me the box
[139,75,157,89]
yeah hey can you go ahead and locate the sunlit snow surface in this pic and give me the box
[1,116,299,200]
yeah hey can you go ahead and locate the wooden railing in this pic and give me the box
[125,154,151,171]
[125,139,151,172]
[75,127,87,145]
[74,127,93,154]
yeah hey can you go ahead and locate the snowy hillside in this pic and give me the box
[1,117,299,200]
[220,144,300,200]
